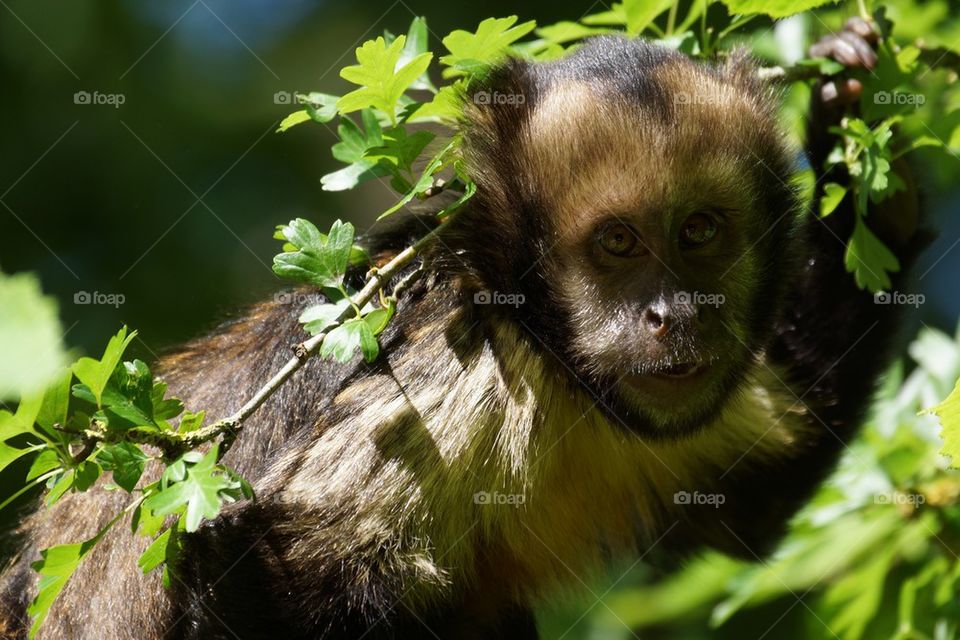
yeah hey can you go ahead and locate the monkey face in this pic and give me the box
[457,36,801,438]
[551,203,762,436]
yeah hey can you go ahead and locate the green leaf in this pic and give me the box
[97,442,149,492]
[582,3,629,26]
[440,16,536,77]
[331,112,382,164]
[820,546,895,639]
[71,327,136,408]
[436,178,477,220]
[28,515,119,638]
[365,128,436,175]
[338,35,433,124]
[0,388,52,474]
[363,301,395,336]
[300,299,352,335]
[321,162,391,191]
[322,112,392,191]
[137,527,172,575]
[131,499,167,538]
[26,449,61,482]
[408,84,464,123]
[151,382,184,423]
[0,272,69,400]
[0,440,39,476]
[844,216,900,292]
[272,220,356,288]
[535,21,611,44]
[276,110,312,133]
[819,183,847,218]
[397,17,436,92]
[178,410,205,433]
[357,320,379,363]
[378,138,457,219]
[622,0,673,34]
[45,470,73,506]
[35,368,73,441]
[319,321,360,363]
[0,392,42,441]
[143,445,239,532]
[72,461,101,491]
[320,318,380,364]
[795,57,846,76]
[719,0,839,18]
[298,92,339,123]
[926,379,960,469]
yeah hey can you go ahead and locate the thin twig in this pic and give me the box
[77,219,449,459]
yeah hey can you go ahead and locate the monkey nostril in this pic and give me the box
[643,308,669,338]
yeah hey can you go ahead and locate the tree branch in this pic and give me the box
[74,219,448,460]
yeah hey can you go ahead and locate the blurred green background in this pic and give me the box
[2,1,960,638]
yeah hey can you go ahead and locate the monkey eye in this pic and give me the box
[679,213,718,249]
[599,223,643,257]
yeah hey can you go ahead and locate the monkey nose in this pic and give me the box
[643,307,670,339]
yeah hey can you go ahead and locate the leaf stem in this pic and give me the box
[0,469,59,512]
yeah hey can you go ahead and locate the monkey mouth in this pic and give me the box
[651,361,705,378]
[620,361,711,394]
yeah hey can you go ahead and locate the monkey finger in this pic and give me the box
[844,16,879,44]
[838,31,877,68]
[809,36,861,68]
[819,78,863,106]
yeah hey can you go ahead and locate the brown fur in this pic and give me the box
[0,36,913,639]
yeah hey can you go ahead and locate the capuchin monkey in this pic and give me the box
[0,18,925,640]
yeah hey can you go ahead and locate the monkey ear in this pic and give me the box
[718,48,762,92]
[717,47,779,115]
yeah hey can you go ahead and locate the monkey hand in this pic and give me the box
[807,17,923,250]
[808,17,878,108]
